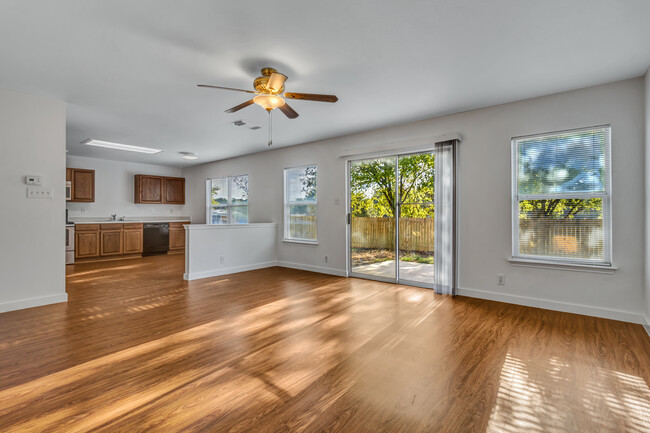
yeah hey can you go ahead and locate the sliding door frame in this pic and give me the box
[346,149,436,288]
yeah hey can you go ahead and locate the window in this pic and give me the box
[207,175,248,224]
[284,165,317,242]
[512,126,611,265]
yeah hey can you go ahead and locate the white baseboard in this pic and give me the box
[644,316,650,337]
[0,293,68,314]
[275,261,348,277]
[184,261,278,281]
[457,287,646,325]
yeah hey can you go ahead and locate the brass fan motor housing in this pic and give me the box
[253,68,284,94]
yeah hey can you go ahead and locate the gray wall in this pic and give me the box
[645,69,650,326]
[184,77,646,324]
[0,88,67,312]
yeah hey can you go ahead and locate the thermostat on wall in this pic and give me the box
[25,176,42,185]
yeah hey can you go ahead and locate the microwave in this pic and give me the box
[65,181,71,201]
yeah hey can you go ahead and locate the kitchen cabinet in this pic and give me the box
[68,168,95,202]
[164,177,185,204]
[169,221,189,251]
[123,224,143,254]
[134,175,163,203]
[100,224,123,256]
[75,225,100,259]
[134,175,185,204]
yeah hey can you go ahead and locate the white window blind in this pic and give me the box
[207,175,249,224]
[284,165,317,241]
[512,126,612,265]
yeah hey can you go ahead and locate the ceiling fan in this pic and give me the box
[197,67,338,120]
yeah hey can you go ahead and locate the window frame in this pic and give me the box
[283,164,318,243]
[511,125,613,267]
[206,174,249,225]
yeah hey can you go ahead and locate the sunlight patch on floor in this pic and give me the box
[486,353,650,433]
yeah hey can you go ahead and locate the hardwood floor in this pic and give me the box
[1,255,649,432]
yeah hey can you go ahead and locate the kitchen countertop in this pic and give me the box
[71,217,192,225]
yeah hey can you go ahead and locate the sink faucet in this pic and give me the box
[111,214,117,221]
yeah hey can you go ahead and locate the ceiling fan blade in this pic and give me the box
[279,103,299,119]
[284,92,338,103]
[225,99,254,113]
[197,84,256,94]
[267,72,288,93]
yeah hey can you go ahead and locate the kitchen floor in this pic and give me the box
[0,255,649,432]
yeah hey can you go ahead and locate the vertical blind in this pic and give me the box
[512,126,611,264]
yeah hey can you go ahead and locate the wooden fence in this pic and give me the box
[289,216,435,251]
[518,219,603,258]
[351,217,434,252]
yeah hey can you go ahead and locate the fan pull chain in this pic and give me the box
[268,110,273,147]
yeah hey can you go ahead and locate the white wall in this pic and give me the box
[184,224,277,280]
[0,88,67,312]
[184,77,646,323]
[66,155,187,219]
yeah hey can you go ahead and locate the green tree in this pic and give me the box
[350,154,434,218]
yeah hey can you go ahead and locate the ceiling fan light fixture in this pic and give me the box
[253,94,285,111]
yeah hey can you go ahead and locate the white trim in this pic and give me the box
[457,286,645,324]
[184,261,277,281]
[281,239,319,246]
[184,260,347,281]
[276,261,348,277]
[185,223,276,231]
[644,321,650,338]
[0,293,68,314]
[507,256,617,274]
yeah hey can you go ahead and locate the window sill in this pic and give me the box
[507,257,617,274]
[282,239,319,246]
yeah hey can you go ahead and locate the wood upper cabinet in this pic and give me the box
[75,229,99,259]
[100,229,123,256]
[164,177,185,204]
[134,175,163,203]
[68,168,95,202]
[169,221,189,251]
[134,175,185,204]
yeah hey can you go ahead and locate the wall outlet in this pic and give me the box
[219,256,225,264]
[324,256,329,263]
[27,186,52,199]
[497,274,505,285]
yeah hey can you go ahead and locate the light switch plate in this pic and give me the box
[27,186,53,199]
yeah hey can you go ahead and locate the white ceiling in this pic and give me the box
[1,0,649,167]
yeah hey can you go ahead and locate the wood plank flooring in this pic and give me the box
[0,254,649,432]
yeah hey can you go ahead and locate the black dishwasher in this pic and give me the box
[143,223,169,255]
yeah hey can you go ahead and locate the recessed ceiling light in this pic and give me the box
[82,139,162,154]
[179,152,198,160]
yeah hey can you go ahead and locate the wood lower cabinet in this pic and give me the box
[169,221,189,251]
[123,224,143,254]
[134,175,185,204]
[75,225,100,259]
[75,222,185,261]
[100,230,123,256]
[68,168,95,202]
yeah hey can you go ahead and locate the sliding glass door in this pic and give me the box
[398,153,435,287]
[349,157,397,281]
[348,151,436,287]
